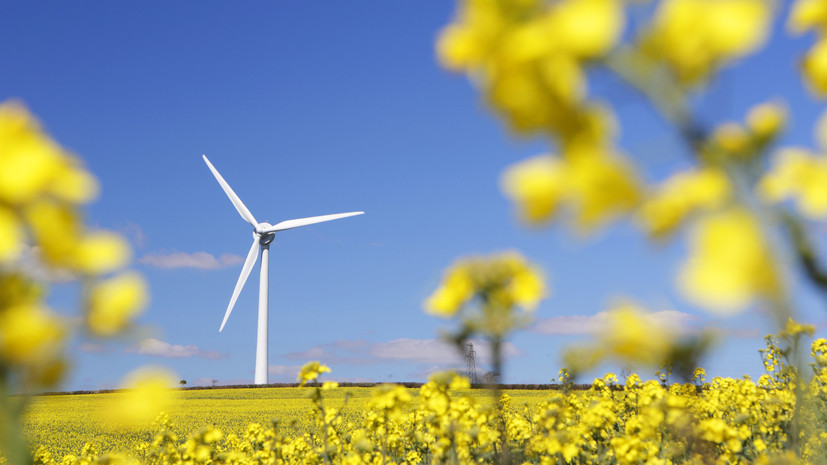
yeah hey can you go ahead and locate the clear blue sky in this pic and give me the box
[2,2,825,390]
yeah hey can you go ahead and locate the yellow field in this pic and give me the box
[22,386,552,459]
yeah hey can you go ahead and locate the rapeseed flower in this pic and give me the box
[789,0,827,95]
[500,155,567,225]
[297,361,331,386]
[87,272,148,337]
[0,303,63,365]
[425,251,545,336]
[599,302,674,365]
[746,101,787,141]
[679,208,780,313]
[0,207,23,263]
[107,367,176,429]
[642,0,772,85]
[501,148,640,231]
[760,148,827,218]
[638,168,730,238]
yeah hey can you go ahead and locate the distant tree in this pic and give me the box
[620,363,634,383]
[482,371,500,385]
[179,379,186,386]
[211,379,217,387]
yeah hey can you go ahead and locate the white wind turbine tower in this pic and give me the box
[202,154,363,385]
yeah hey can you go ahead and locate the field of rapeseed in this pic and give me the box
[5,0,827,463]
[22,386,550,460]
[21,336,827,464]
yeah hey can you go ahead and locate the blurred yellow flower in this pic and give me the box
[509,265,545,310]
[426,251,546,322]
[780,317,815,338]
[500,155,567,225]
[107,367,176,428]
[746,101,787,141]
[760,148,827,218]
[436,0,505,71]
[87,272,147,337]
[679,208,780,313]
[552,0,624,59]
[598,302,674,365]
[566,149,641,230]
[638,168,730,238]
[789,0,827,33]
[297,361,331,386]
[712,123,750,156]
[25,200,81,267]
[0,206,23,264]
[0,304,64,365]
[438,0,623,138]
[0,102,66,205]
[643,0,772,85]
[802,39,827,96]
[501,146,639,231]
[425,263,474,317]
[72,232,131,275]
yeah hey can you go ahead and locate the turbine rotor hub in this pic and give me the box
[259,232,275,246]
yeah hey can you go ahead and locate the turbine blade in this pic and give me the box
[262,211,364,233]
[202,154,259,228]
[219,236,260,332]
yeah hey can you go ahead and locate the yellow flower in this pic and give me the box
[297,361,331,386]
[802,38,827,96]
[780,317,815,339]
[368,384,412,421]
[712,123,750,156]
[87,272,147,337]
[566,148,641,230]
[426,251,546,320]
[638,168,730,238]
[598,302,673,365]
[643,0,772,85]
[551,0,625,59]
[679,208,780,313]
[71,232,131,275]
[107,367,176,428]
[746,101,787,141]
[500,155,568,225]
[788,0,827,33]
[436,0,505,71]
[0,206,23,264]
[425,262,474,317]
[0,304,64,365]
[0,102,66,204]
[25,200,81,267]
[509,265,545,310]
[760,148,827,218]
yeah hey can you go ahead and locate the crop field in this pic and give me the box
[17,350,827,465]
[23,386,552,459]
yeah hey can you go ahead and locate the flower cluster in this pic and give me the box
[426,250,545,338]
[0,101,147,389]
[789,0,827,95]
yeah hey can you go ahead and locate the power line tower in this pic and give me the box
[465,342,478,384]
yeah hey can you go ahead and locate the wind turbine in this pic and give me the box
[202,154,363,385]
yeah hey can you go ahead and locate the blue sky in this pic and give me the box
[2,2,826,390]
